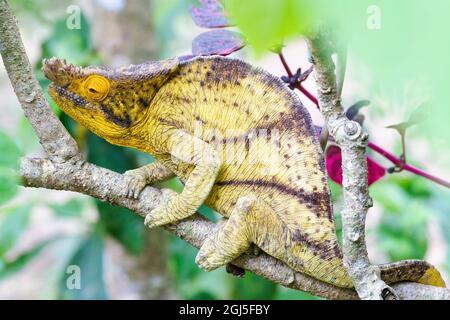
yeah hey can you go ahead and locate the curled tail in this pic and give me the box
[317,258,446,288]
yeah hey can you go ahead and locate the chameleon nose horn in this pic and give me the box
[42,57,82,87]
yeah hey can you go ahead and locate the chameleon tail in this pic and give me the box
[379,259,446,287]
[323,259,446,288]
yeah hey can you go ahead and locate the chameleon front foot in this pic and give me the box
[123,169,148,199]
[123,162,175,199]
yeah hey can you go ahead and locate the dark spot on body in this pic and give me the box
[100,103,132,128]
[138,97,149,109]
[245,137,250,151]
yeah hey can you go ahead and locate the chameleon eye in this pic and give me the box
[84,75,110,102]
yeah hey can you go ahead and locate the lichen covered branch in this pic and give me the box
[307,32,396,299]
[0,0,78,160]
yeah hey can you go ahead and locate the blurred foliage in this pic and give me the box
[153,0,198,57]
[371,177,430,261]
[0,0,449,301]
[223,0,450,160]
[0,131,21,205]
[223,0,314,54]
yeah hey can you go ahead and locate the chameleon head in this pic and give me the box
[42,57,179,143]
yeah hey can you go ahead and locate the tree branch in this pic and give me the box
[307,32,396,299]
[0,0,78,160]
[1,0,448,300]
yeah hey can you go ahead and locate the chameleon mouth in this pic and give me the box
[49,83,88,108]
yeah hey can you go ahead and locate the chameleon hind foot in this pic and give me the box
[144,189,186,228]
[196,195,262,271]
[123,161,174,199]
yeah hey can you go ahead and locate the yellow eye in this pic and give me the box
[84,75,110,102]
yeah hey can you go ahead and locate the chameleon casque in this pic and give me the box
[43,55,445,289]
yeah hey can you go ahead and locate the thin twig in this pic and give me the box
[307,32,396,300]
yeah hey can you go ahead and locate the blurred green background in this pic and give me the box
[0,0,449,299]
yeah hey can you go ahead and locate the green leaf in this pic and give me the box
[230,272,277,299]
[167,236,229,299]
[223,0,314,54]
[97,201,145,255]
[50,199,83,218]
[0,205,32,256]
[372,180,429,261]
[0,130,21,169]
[168,236,202,285]
[0,170,19,206]
[17,116,40,153]
[58,232,107,300]
[87,133,138,172]
[0,128,22,205]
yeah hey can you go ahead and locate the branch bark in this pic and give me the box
[307,31,396,299]
[1,0,448,300]
[0,0,78,160]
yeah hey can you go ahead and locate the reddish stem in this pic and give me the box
[279,52,293,77]
[278,53,319,105]
[368,142,450,188]
[278,52,450,189]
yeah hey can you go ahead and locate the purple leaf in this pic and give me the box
[326,145,386,186]
[192,30,245,56]
[190,0,231,28]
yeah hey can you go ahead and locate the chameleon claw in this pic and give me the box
[195,242,225,271]
[144,190,178,228]
[123,169,147,199]
[195,252,219,271]
[144,207,171,228]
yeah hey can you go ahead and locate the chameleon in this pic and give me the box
[42,55,446,289]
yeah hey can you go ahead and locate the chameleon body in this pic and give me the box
[43,56,445,288]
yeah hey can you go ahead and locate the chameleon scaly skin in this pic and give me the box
[43,56,446,288]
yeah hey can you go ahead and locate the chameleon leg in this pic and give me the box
[196,194,276,271]
[144,130,222,228]
[124,161,174,199]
